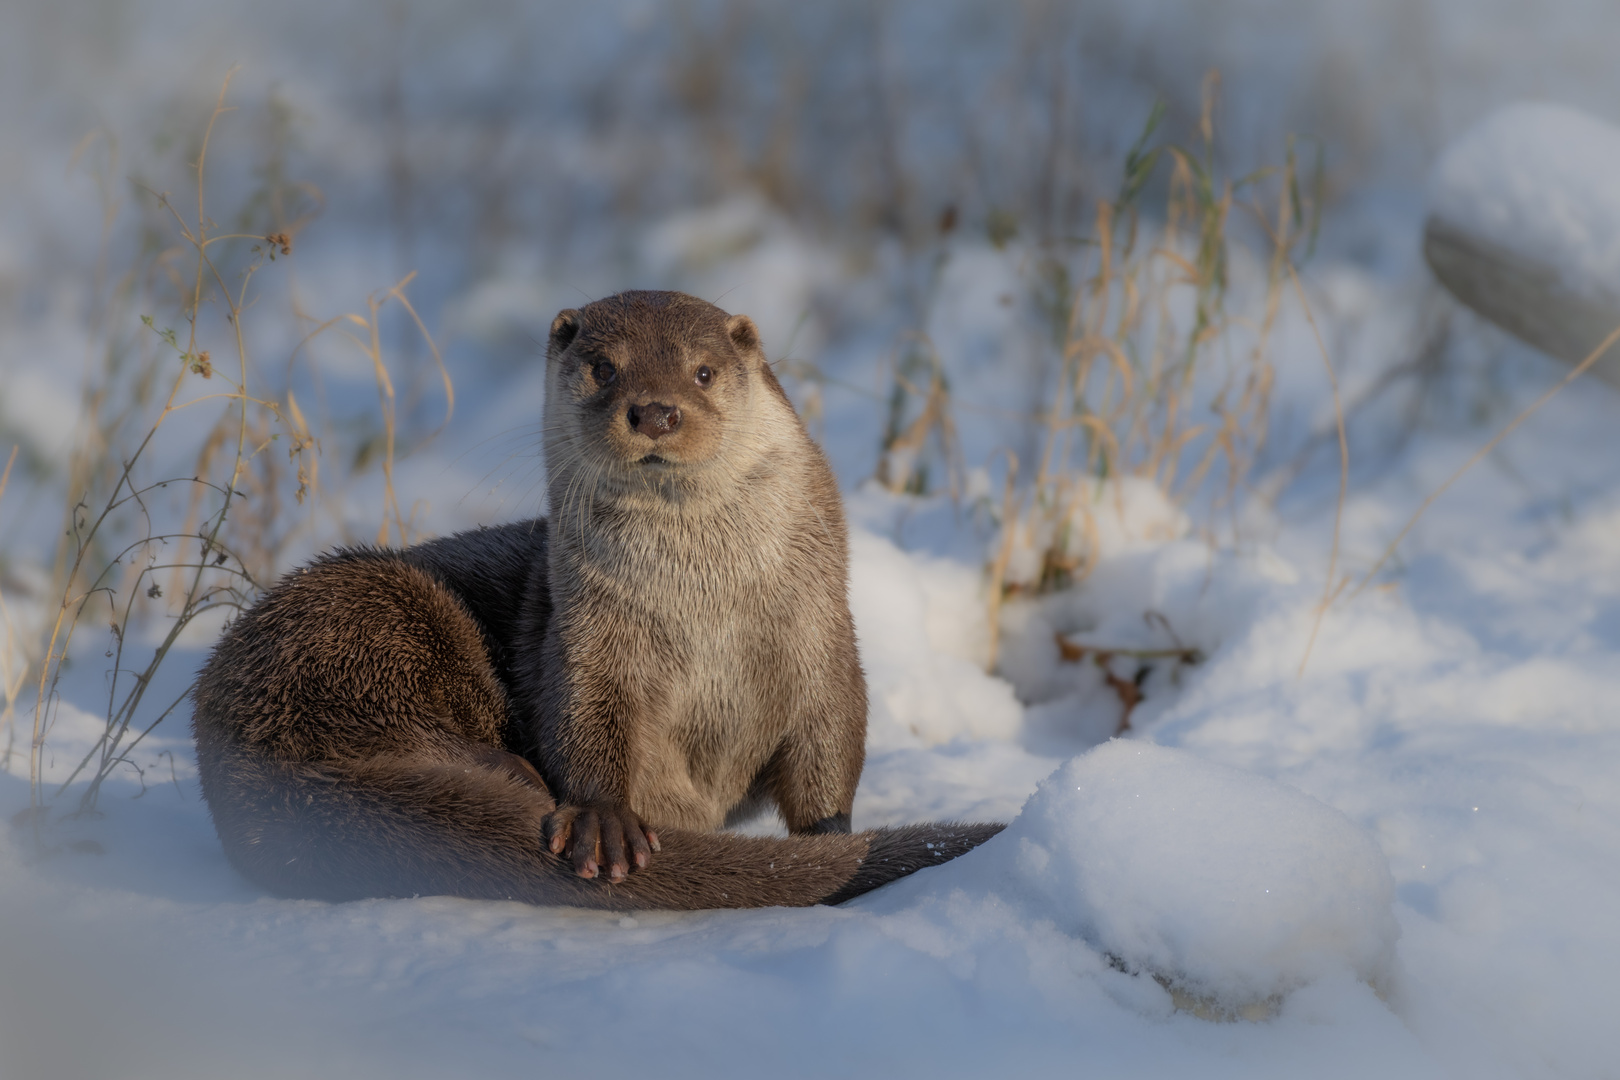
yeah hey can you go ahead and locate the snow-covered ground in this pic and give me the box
[5,3,1620,1078]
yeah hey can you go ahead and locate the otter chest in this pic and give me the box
[655,578,797,773]
[569,492,825,820]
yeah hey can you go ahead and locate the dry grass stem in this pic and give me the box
[23,72,449,817]
[1,445,26,767]
[1287,261,1350,678]
[985,78,1321,664]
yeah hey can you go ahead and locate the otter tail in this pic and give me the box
[195,736,1001,910]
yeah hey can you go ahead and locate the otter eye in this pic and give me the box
[694,365,713,388]
[591,360,617,386]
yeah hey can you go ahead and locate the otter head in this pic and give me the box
[543,291,782,494]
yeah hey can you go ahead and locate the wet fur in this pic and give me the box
[192,291,1002,909]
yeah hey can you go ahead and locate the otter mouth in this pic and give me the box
[638,454,671,465]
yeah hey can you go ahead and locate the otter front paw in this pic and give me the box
[543,804,661,881]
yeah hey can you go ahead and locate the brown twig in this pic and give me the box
[1053,631,1204,733]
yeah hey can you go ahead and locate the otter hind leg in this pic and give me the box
[802,812,851,834]
[768,724,863,837]
[464,744,549,792]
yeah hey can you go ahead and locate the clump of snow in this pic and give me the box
[26,699,196,787]
[996,538,1296,747]
[983,477,1201,743]
[0,307,91,464]
[847,525,1024,748]
[1000,740,1400,1005]
[1430,102,1620,303]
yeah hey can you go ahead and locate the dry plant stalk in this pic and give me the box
[1,445,27,767]
[290,271,453,549]
[24,72,448,817]
[876,334,960,497]
[1283,261,1349,677]
[988,79,1323,659]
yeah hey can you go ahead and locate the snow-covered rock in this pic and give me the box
[1427,102,1620,381]
[1430,103,1620,305]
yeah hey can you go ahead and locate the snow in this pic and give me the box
[996,476,1192,594]
[847,525,1025,749]
[12,485,1620,1076]
[5,2,1620,1078]
[1430,102,1620,303]
[996,741,1399,1007]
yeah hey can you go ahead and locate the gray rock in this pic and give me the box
[1424,213,1620,388]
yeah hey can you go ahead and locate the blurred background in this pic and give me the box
[5,0,1620,778]
[5,0,1618,523]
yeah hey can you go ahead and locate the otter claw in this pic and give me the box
[543,803,656,880]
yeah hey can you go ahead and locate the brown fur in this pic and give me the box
[191,290,1002,910]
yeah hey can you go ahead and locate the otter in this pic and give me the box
[191,290,1001,909]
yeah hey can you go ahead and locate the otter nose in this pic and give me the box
[627,402,682,439]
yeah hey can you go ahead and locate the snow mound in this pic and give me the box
[847,526,1024,748]
[1004,741,1399,1004]
[1430,102,1620,303]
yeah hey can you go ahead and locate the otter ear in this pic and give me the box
[549,309,582,355]
[726,314,762,357]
